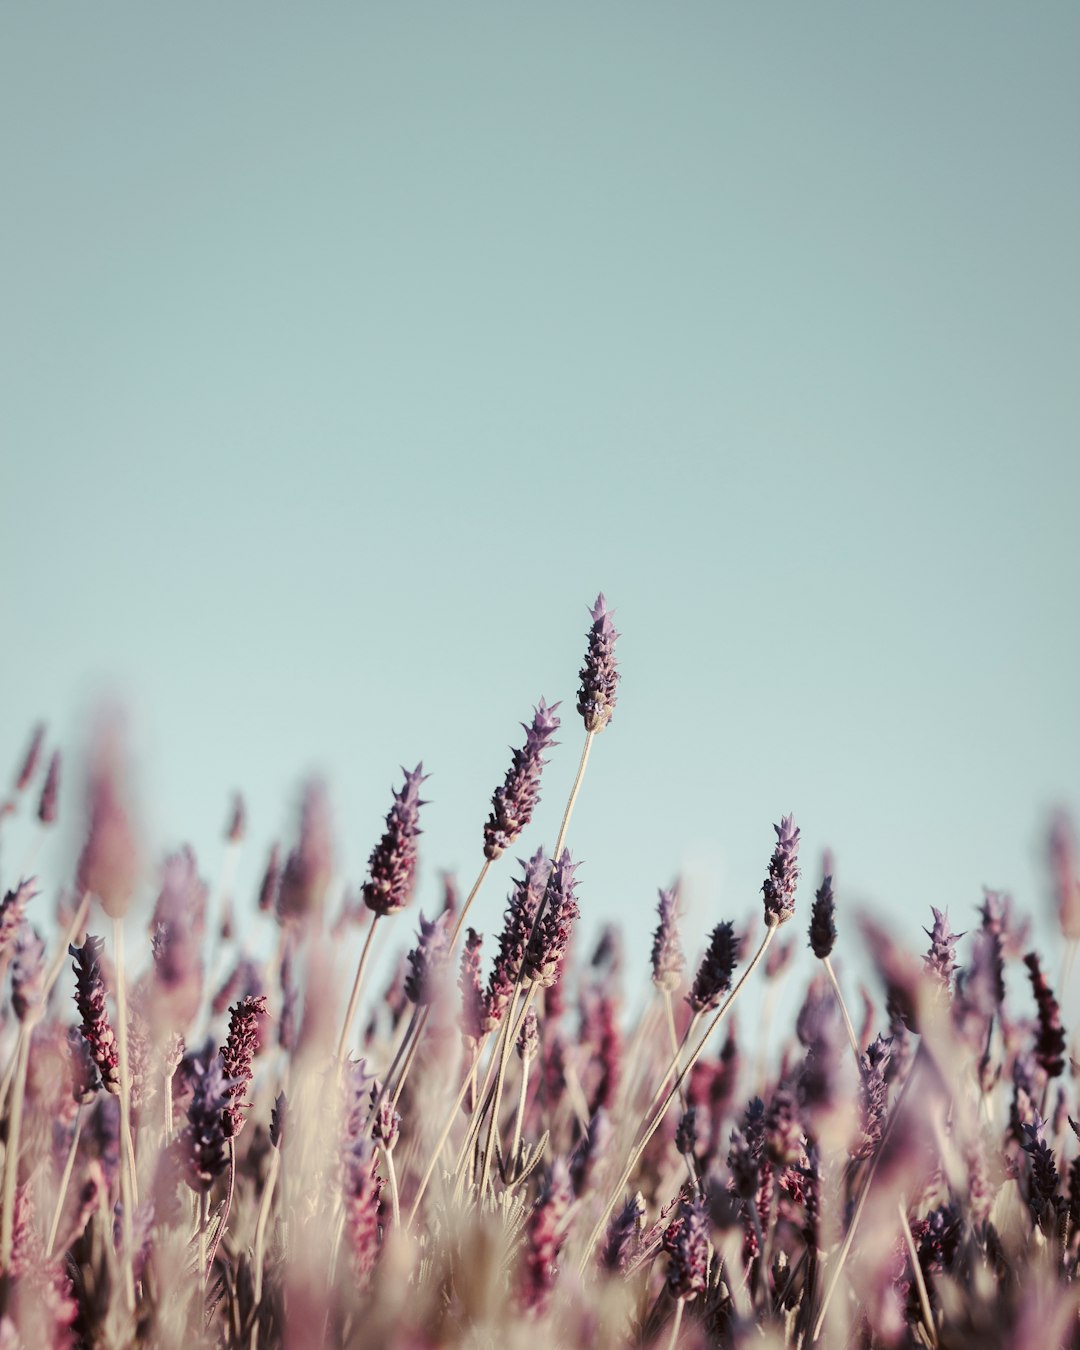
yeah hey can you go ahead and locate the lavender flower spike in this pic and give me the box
[37,751,61,825]
[70,935,120,1094]
[762,814,800,927]
[403,910,451,1006]
[523,850,580,988]
[687,921,739,1013]
[484,699,561,861]
[576,594,620,733]
[651,885,686,992]
[809,871,836,959]
[363,764,428,917]
[220,995,267,1138]
[178,1056,232,1193]
[663,1195,710,1301]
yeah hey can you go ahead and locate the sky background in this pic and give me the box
[2,5,1078,1011]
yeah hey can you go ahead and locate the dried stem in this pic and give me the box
[822,955,862,1067]
[0,1028,31,1269]
[46,1107,84,1258]
[112,915,137,1310]
[336,912,380,1063]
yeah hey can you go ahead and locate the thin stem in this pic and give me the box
[335,913,380,1063]
[382,1146,401,1230]
[368,1005,420,1124]
[448,857,493,950]
[662,991,690,1110]
[409,1040,486,1226]
[898,1195,937,1349]
[509,1052,533,1177]
[579,923,778,1274]
[822,956,862,1067]
[0,1028,30,1268]
[112,917,138,1310]
[553,730,594,860]
[812,1046,922,1342]
[667,1297,686,1350]
[205,1139,236,1283]
[197,1191,209,1289]
[252,1148,280,1307]
[480,984,538,1196]
[46,1108,84,1257]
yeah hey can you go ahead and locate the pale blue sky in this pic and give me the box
[2,6,1078,992]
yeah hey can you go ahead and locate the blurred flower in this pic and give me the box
[651,885,686,993]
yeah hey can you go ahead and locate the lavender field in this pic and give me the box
[0,595,1076,1348]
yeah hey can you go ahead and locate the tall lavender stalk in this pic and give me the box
[336,765,427,1061]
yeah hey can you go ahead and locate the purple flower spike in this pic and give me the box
[1024,952,1066,1079]
[0,879,38,964]
[762,814,801,927]
[220,995,267,1138]
[403,910,451,1006]
[523,851,580,989]
[688,921,739,1014]
[12,927,45,1022]
[70,935,120,1095]
[76,715,140,920]
[362,764,428,918]
[277,778,334,924]
[178,1057,232,1193]
[576,594,620,734]
[651,886,686,992]
[601,1191,645,1273]
[663,1195,710,1301]
[520,1158,573,1313]
[37,751,61,826]
[224,792,246,844]
[484,699,561,862]
[12,722,46,794]
[486,850,551,1025]
[809,871,836,959]
[923,907,964,992]
[459,927,487,1042]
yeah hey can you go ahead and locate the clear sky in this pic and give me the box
[2,5,1078,994]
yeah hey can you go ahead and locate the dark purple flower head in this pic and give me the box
[809,871,836,959]
[675,1105,698,1158]
[523,851,580,989]
[37,751,61,826]
[484,699,561,861]
[520,1158,573,1313]
[651,886,686,992]
[67,1025,102,1104]
[224,792,246,844]
[362,764,428,918]
[76,713,140,919]
[70,935,120,1095]
[485,851,550,1027]
[278,778,334,924]
[762,814,800,927]
[12,926,45,1022]
[220,995,267,1138]
[576,594,620,734]
[369,1082,401,1151]
[1020,1113,1061,1225]
[1024,952,1067,1079]
[600,1191,645,1273]
[663,1195,709,1301]
[923,907,964,992]
[340,1130,384,1286]
[688,921,739,1014]
[0,879,38,964]
[403,909,451,1006]
[177,1056,232,1193]
[12,722,46,795]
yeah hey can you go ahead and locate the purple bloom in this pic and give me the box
[600,1191,645,1273]
[762,814,800,927]
[220,995,267,1138]
[576,594,620,734]
[687,921,739,1014]
[369,1081,401,1151]
[458,927,487,1042]
[675,1105,698,1158]
[224,792,246,844]
[484,699,561,861]
[523,851,580,989]
[520,1158,573,1313]
[1020,1113,1061,1227]
[278,778,334,924]
[486,850,551,1023]
[11,927,45,1022]
[150,847,208,1032]
[663,1195,709,1301]
[257,843,281,914]
[177,1056,232,1193]
[66,1025,101,1104]
[403,910,451,1007]
[1024,951,1067,1079]
[0,879,38,964]
[70,935,120,1095]
[651,886,686,992]
[809,871,836,959]
[76,714,140,919]
[37,751,60,826]
[517,1005,540,1062]
[923,907,964,992]
[1048,809,1080,940]
[362,765,428,918]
